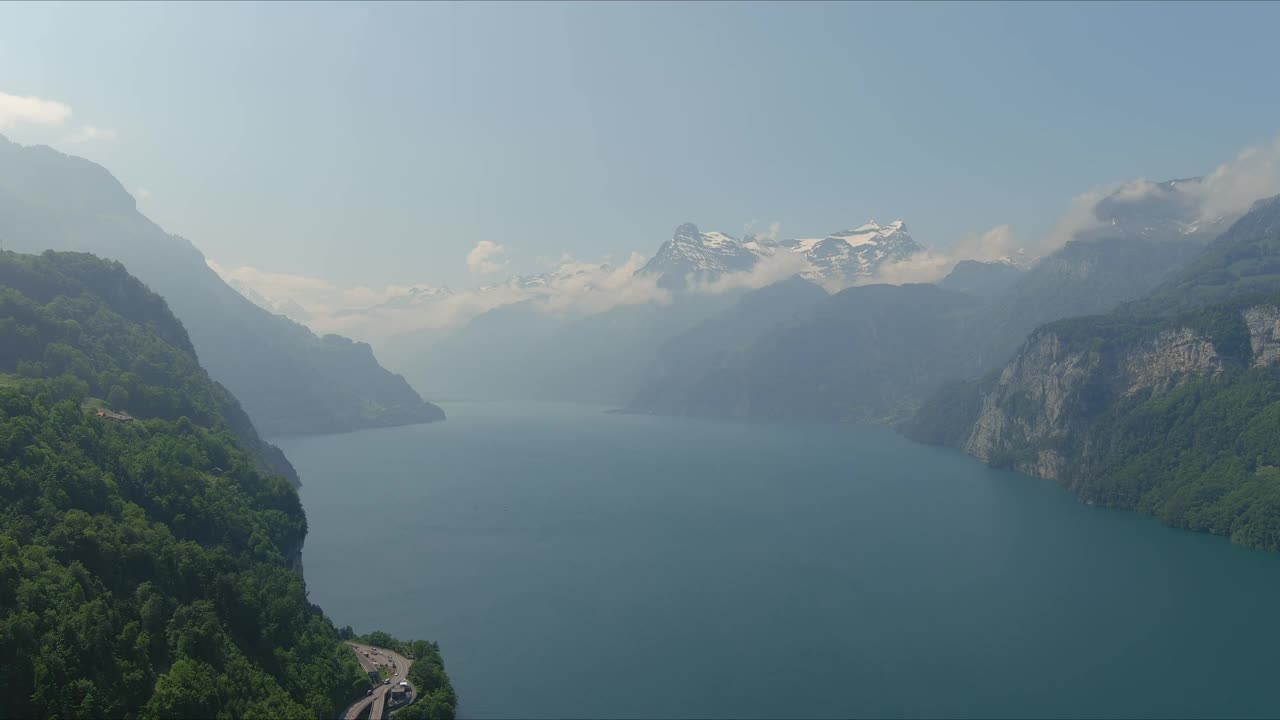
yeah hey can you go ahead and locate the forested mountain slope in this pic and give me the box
[0,250,296,483]
[0,135,444,436]
[0,250,454,718]
[904,196,1280,551]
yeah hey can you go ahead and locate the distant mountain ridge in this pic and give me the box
[627,280,978,421]
[380,220,927,405]
[624,182,1218,422]
[637,220,923,289]
[384,291,738,405]
[382,183,1214,415]
[781,221,923,285]
[936,259,1024,299]
[1087,177,1231,243]
[0,134,445,436]
[638,223,762,289]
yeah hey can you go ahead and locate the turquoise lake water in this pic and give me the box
[276,402,1280,719]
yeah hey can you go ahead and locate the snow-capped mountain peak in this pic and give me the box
[780,220,922,284]
[477,261,615,294]
[639,223,761,289]
[382,285,454,308]
[639,219,925,289]
[330,284,454,318]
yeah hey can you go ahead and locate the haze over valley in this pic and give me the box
[205,137,1280,416]
[5,3,1280,718]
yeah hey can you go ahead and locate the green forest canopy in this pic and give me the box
[0,250,454,718]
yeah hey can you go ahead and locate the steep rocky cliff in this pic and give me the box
[907,301,1280,550]
[905,196,1280,551]
[959,321,1231,474]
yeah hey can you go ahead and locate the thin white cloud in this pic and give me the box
[466,240,507,275]
[1,90,120,150]
[135,187,152,201]
[855,252,955,287]
[851,223,1025,287]
[208,260,336,294]
[207,258,493,338]
[955,224,1022,262]
[0,91,71,130]
[1193,135,1280,224]
[863,133,1280,288]
[207,131,1280,343]
[207,245,678,345]
[688,249,808,295]
[1035,134,1280,255]
[207,259,341,321]
[742,220,781,243]
[534,253,671,314]
[1039,181,1127,254]
[63,125,118,144]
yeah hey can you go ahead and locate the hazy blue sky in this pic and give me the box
[2,1,1279,288]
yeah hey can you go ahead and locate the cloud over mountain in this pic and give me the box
[466,240,508,275]
[872,134,1280,288]
[1036,134,1280,257]
[209,132,1280,347]
[63,124,118,144]
[0,90,116,146]
[0,91,71,129]
[209,250,673,344]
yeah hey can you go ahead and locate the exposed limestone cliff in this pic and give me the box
[1121,328,1224,395]
[954,306,1278,483]
[963,331,1099,465]
[1244,305,1280,368]
[931,298,1280,491]
[905,196,1280,552]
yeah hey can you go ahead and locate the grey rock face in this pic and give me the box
[963,331,1100,467]
[1244,305,1280,368]
[961,322,1234,479]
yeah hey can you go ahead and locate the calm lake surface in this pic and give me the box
[277,402,1280,719]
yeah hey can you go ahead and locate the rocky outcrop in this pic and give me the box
[963,331,1099,467]
[284,540,305,575]
[1121,328,1223,396]
[905,195,1280,552]
[952,302,1280,480]
[1244,305,1280,368]
[960,322,1231,480]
